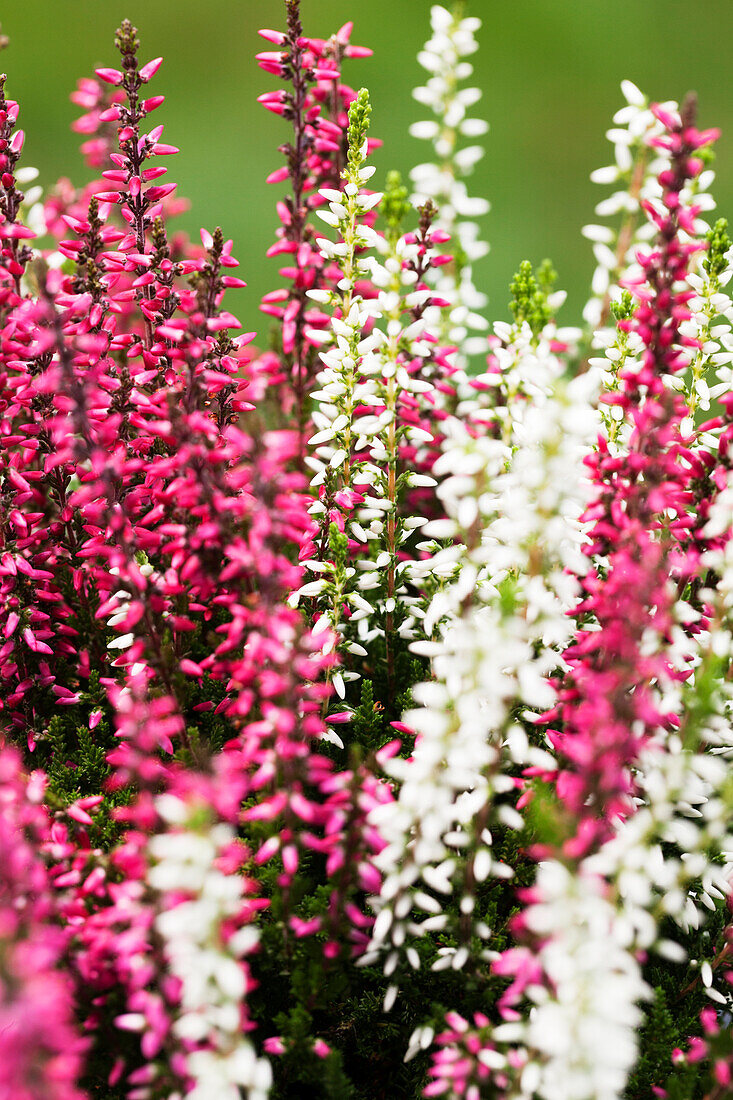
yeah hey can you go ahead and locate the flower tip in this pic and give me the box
[336,20,354,44]
[258,28,287,45]
[95,67,124,86]
[140,56,164,82]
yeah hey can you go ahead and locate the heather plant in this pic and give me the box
[0,4,732,1100]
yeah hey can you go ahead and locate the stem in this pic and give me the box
[285,2,310,448]
[385,374,396,705]
[116,21,155,349]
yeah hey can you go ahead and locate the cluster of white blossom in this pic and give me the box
[291,100,383,712]
[705,471,733,617]
[366,340,598,1000]
[679,231,733,440]
[103,561,155,654]
[582,82,669,333]
[593,733,733,931]
[409,3,489,364]
[514,863,651,1100]
[469,317,578,442]
[584,314,643,451]
[510,720,733,1100]
[298,105,455,707]
[345,228,440,649]
[495,483,733,1100]
[584,82,718,344]
[148,796,272,1100]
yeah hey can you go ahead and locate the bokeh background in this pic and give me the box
[3,0,733,335]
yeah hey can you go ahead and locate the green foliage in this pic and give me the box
[625,902,730,1098]
[382,170,411,245]
[703,216,732,279]
[346,88,371,177]
[509,258,556,337]
[521,778,568,850]
[611,288,635,321]
[114,18,139,61]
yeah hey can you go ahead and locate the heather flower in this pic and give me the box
[0,746,87,1100]
[367,361,597,988]
[410,3,489,365]
[291,89,382,705]
[442,97,731,1100]
[256,2,373,446]
[581,81,667,333]
[148,795,272,1100]
[552,97,719,838]
[679,217,733,436]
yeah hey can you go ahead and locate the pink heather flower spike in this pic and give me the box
[253,0,374,456]
[553,93,719,843]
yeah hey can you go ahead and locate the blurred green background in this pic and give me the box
[2,0,733,335]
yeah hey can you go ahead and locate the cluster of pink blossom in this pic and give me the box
[1,3,732,1099]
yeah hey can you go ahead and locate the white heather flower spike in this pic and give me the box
[410,4,490,366]
[367,349,599,998]
[679,224,733,441]
[582,82,667,334]
[295,89,385,720]
[521,864,651,1100]
[343,184,454,664]
[583,81,716,339]
[518,682,733,1100]
[148,797,272,1100]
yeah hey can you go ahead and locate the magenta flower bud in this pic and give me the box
[95,67,124,85]
[264,1037,286,1056]
[257,60,285,76]
[266,166,290,184]
[9,129,24,153]
[326,709,352,724]
[67,802,93,825]
[142,94,166,113]
[180,658,204,677]
[143,166,168,180]
[258,28,287,44]
[139,56,163,82]
[257,91,287,116]
[2,221,34,238]
[146,183,176,200]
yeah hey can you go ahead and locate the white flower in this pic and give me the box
[149,797,271,1099]
[409,4,489,366]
